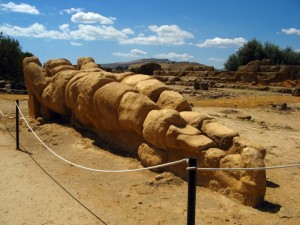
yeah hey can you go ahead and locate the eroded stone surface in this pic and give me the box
[23,56,266,207]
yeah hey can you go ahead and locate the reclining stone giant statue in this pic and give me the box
[23,56,266,207]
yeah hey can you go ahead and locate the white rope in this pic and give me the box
[186,163,300,171]
[16,103,187,173]
[0,110,8,117]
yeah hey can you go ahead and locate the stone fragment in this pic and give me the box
[138,143,167,171]
[203,148,226,168]
[177,134,214,152]
[93,82,136,131]
[166,124,201,149]
[118,92,159,135]
[228,137,266,158]
[180,111,211,130]
[135,79,170,102]
[143,109,186,149]
[121,74,152,87]
[157,90,191,112]
[201,120,239,150]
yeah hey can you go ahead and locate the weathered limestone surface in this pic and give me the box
[23,56,266,207]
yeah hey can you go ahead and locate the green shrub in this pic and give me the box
[224,39,300,71]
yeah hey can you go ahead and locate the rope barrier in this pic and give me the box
[3,99,300,174]
[16,103,188,173]
[0,110,8,117]
[187,163,300,171]
[14,102,300,173]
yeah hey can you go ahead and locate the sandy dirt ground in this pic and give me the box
[0,88,300,225]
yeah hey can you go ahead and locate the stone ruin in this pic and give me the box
[23,56,266,207]
[150,59,300,89]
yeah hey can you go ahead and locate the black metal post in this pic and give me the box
[187,157,197,225]
[16,100,20,150]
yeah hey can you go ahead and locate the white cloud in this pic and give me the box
[0,22,192,46]
[197,37,247,48]
[60,7,84,15]
[121,28,134,35]
[69,24,127,40]
[130,49,147,55]
[71,12,115,24]
[70,41,82,46]
[208,57,225,62]
[0,2,40,15]
[113,49,147,58]
[0,23,129,41]
[154,52,194,61]
[282,28,300,35]
[120,25,194,45]
[0,23,70,39]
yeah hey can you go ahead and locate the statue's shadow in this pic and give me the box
[256,180,281,213]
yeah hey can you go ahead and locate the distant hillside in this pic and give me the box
[100,58,173,69]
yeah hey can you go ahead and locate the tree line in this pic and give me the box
[0,32,33,84]
[224,38,300,71]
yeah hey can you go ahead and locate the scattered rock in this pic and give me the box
[36,117,44,126]
[292,87,300,96]
[280,103,288,110]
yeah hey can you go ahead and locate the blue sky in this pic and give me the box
[0,0,299,68]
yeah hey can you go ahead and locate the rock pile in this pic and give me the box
[23,56,266,206]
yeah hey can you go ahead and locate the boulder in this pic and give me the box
[292,87,300,96]
[77,73,114,126]
[23,62,48,101]
[118,92,159,135]
[23,56,42,68]
[201,120,239,150]
[65,73,91,125]
[180,111,211,130]
[166,125,202,149]
[135,79,170,102]
[239,147,266,206]
[143,109,186,149]
[93,82,136,131]
[138,143,167,171]
[219,154,242,180]
[77,57,97,70]
[41,70,78,115]
[228,136,266,158]
[133,62,161,75]
[203,148,226,168]
[121,74,152,87]
[177,134,214,152]
[44,58,74,77]
[157,90,191,112]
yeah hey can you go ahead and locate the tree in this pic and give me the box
[281,47,300,65]
[224,54,239,71]
[236,39,265,66]
[263,42,282,65]
[224,38,300,71]
[0,32,33,82]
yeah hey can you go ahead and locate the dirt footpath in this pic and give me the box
[0,92,300,225]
